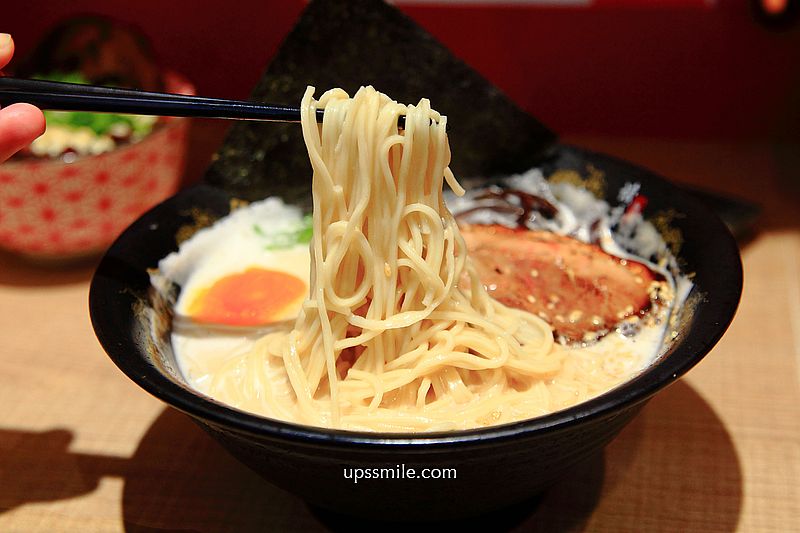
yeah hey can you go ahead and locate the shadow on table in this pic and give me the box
[0,381,743,532]
[0,428,120,512]
[0,249,98,287]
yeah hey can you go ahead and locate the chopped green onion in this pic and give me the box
[35,72,157,137]
[255,214,314,250]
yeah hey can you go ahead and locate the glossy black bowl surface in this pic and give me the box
[89,144,742,521]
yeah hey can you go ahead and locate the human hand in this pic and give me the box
[0,33,46,163]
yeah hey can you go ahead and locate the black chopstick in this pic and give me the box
[0,77,408,127]
[0,76,218,103]
[0,77,314,122]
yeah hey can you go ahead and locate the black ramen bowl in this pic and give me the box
[89,145,742,522]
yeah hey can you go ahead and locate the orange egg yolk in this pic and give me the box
[188,268,306,326]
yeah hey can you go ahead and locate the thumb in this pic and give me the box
[0,103,47,163]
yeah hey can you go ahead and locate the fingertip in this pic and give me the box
[19,103,47,139]
[0,33,14,70]
[0,103,47,162]
[3,102,46,139]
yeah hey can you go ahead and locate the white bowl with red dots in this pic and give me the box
[0,73,192,261]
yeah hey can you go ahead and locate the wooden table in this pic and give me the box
[1,135,798,532]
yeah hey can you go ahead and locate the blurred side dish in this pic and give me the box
[0,17,191,261]
[13,17,165,161]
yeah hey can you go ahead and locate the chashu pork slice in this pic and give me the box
[460,224,657,342]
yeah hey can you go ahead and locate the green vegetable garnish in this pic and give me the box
[255,214,314,250]
[35,72,91,85]
[34,71,157,137]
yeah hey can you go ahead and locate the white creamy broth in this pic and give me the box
[157,173,690,428]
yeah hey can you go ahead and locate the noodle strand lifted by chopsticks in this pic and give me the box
[206,86,630,432]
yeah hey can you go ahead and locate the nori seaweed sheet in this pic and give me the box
[204,0,556,203]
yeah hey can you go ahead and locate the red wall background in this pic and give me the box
[4,1,800,140]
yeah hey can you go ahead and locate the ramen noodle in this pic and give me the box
[157,86,690,432]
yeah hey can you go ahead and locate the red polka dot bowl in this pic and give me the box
[0,73,193,262]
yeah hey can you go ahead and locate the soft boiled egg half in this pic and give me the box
[153,198,312,393]
[155,198,312,328]
[183,258,308,326]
